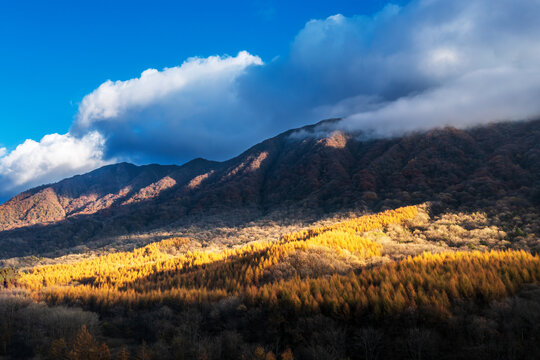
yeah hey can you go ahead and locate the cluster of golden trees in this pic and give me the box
[243,249,539,318]
[0,267,17,289]
[281,206,418,242]
[20,207,415,297]
[14,205,540,319]
[18,237,190,291]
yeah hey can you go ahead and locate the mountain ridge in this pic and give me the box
[0,118,539,258]
[0,118,343,231]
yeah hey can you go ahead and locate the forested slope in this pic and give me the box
[0,119,539,259]
[1,205,538,359]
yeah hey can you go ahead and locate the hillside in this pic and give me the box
[1,119,539,359]
[0,160,216,231]
[0,119,539,259]
[2,205,539,359]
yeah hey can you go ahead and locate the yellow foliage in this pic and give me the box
[14,205,540,320]
[20,207,415,302]
[244,249,540,318]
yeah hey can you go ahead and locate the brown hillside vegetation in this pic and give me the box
[0,119,538,259]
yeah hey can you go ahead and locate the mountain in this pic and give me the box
[0,160,216,231]
[0,118,539,258]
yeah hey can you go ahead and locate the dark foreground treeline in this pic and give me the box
[1,284,539,360]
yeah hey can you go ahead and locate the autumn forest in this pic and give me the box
[1,204,539,359]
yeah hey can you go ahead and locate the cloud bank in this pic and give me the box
[0,132,110,197]
[3,0,540,198]
[73,51,263,163]
[328,0,540,134]
[76,0,540,161]
[254,0,540,134]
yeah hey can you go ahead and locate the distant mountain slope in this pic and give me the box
[0,160,219,231]
[0,119,538,258]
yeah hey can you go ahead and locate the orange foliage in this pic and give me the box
[244,249,539,318]
[20,207,414,298]
[281,206,418,242]
[14,205,540,320]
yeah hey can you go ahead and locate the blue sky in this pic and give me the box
[0,0,539,200]
[0,0,406,150]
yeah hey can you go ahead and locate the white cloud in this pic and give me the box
[0,131,110,195]
[72,51,264,163]
[287,0,540,133]
[71,0,540,166]
[340,67,540,136]
[76,51,263,127]
[5,0,540,199]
